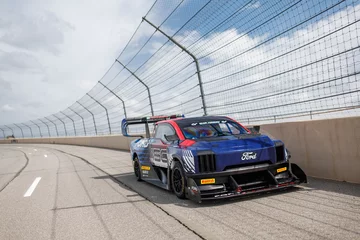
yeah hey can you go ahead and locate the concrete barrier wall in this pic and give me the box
[261,116,360,184]
[0,135,136,151]
[1,117,359,183]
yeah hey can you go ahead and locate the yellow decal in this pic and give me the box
[277,167,287,173]
[201,178,215,184]
[141,166,150,171]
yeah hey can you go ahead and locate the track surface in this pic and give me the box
[0,144,359,240]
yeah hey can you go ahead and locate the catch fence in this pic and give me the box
[1,0,359,138]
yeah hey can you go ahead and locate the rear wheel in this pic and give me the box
[133,156,142,181]
[172,161,186,199]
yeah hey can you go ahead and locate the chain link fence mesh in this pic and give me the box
[1,0,359,139]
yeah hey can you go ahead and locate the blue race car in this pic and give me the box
[122,115,307,202]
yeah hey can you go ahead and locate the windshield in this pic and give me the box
[181,120,249,139]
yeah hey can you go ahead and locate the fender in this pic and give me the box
[170,153,183,170]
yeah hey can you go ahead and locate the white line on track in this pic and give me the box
[24,177,41,197]
[44,154,48,158]
[28,153,32,155]
[34,149,37,151]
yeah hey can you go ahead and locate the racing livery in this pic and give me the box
[122,115,307,202]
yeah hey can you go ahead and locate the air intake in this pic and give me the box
[275,144,285,162]
[198,154,216,173]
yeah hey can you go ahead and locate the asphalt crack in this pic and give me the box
[0,148,30,193]
[53,148,206,240]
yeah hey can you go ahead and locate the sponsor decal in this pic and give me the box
[191,120,227,126]
[215,193,233,198]
[201,178,215,184]
[241,152,257,160]
[182,150,195,173]
[141,166,150,171]
[277,167,287,173]
[135,139,149,148]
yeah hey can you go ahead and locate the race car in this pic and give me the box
[122,115,307,202]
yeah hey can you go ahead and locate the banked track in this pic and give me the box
[0,144,359,240]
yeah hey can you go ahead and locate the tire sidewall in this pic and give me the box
[171,161,186,199]
[133,157,142,181]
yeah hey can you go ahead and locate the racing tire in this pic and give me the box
[133,156,142,181]
[171,161,186,199]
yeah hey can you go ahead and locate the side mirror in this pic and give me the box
[248,126,260,134]
[164,134,179,142]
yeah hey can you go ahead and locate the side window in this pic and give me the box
[218,123,230,133]
[155,124,175,142]
[228,122,245,134]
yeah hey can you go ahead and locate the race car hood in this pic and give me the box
[187,134,279,172]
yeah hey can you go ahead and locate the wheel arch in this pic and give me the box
[170,154,183,169]
[132,152,138,161]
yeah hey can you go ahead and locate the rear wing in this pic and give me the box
[121,114,184,138]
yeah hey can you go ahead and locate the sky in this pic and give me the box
[0,0,359,138]
[0,0,154,125]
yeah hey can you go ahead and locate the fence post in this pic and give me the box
[22,123,33,138]
[61,111,77,136]
[98,81,127,118]
[13,124,24,138]
[53,114,67,136]
[115,59,154,116]
[0,127,5,139]
[77,101,97,135]
[30,120,43,137]
[86,93,112,135]
[4,125,14,136]
[142,17,207,116]
[45,117,59,137]
[69,107,86,136]
[38,119,51,137]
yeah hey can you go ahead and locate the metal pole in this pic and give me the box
[142,17,207,116]
[77,101,97,135]
[45,117,59,137]
[38,119,51,137]
[69,107,86,136]
[14,124,24,138]
[98,81,127,118]
[86,93,112,134]
[53,114,67,136]
[0,127,5,139]
[61,111,77,136]
[30,120,43,137]
[115,59,154,116]
[22,123,33,138]
[4,125,14,136]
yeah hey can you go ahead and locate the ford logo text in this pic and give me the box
[241,152,257,160]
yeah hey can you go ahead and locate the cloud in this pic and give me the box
[1,104,14,112]
[0,77,11,90]
[0,0,155,126]
[0,9,73,54]
[0,51,43,72]
[246,1,261,9]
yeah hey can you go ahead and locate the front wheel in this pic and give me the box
[171,161,186,199]
[133,156,142,181]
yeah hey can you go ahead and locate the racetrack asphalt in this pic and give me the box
[0,144,359,240]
